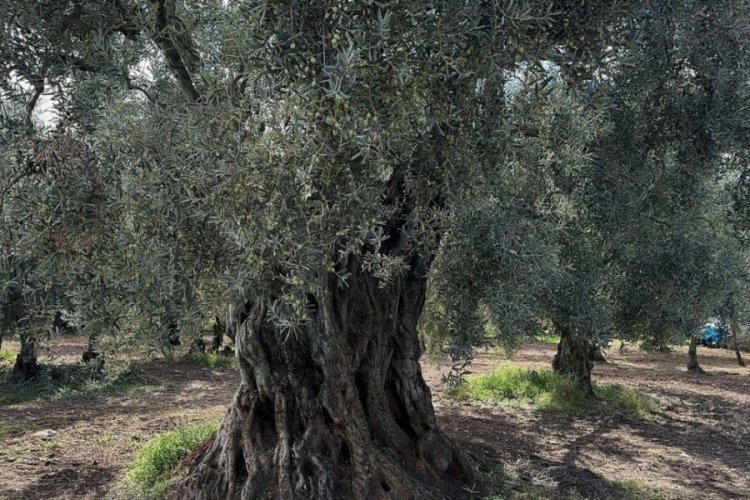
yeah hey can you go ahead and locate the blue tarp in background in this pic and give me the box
[699,323,726,347]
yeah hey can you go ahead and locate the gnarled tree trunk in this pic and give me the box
[211,316,225,352]
[82,330,103,366]
[175,255,471,499]
[687,335,704,373]
[552,324,595,397]
[13,327,39,379]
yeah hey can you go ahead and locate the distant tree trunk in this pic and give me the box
[552,324,595,397]
[52,311,74,335]
[211,316,224,352]
[159,316,182,357]
[224,304,242,345]
[13,326,39,379]
[687,335,705,373]
[176,254,472,499]
[82,331,103,367]
[591,344,607,363]
[728,319,746,368]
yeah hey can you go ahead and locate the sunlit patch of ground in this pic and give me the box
[424,342,750,499]
[0,336,747,499]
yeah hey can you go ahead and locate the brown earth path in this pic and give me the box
[0,337,748,499]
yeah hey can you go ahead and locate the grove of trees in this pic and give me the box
[1,1,749,498]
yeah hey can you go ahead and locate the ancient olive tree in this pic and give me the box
[0,0,672,497]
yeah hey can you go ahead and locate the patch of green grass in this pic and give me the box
[41,436,63,452]
[177,352,235,369]
[450,365,652,416]
[127,421,219,499]
[0,350,16,364]
[532,333,560,344]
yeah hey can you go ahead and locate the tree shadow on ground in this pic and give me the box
[0,360,238,499]
[442,397,747,499]
[0,464,117,500]
[0,360,238,433]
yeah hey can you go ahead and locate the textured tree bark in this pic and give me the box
[552,324,595,397]
[728,319,746,368]
[174,255,472,499]
[687,335,704,373]
[82,331,103,366]
[13,327,39,379]
[211,316,225,352]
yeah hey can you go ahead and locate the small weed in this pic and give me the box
[0,350,15,364]
[177,352,235,369]
[41,436,63,452]
[127,421,219,499]
[96,434,118,444]
[450,365,652,416]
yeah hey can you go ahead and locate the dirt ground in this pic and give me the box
[0,337,748,499]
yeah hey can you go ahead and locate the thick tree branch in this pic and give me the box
[25,75,45,124]
[124,73,156,103]
[148,0,201,102]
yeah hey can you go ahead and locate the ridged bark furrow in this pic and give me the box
[175,255,471,500]
[552,325,595,396]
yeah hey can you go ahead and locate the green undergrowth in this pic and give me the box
[176,352,235,369]
[451,366,652,416]
[0,349,15,365]
[480,464,667,499]
[0,363,155,405]
[126,421,220,499]
[532,333,560,344]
